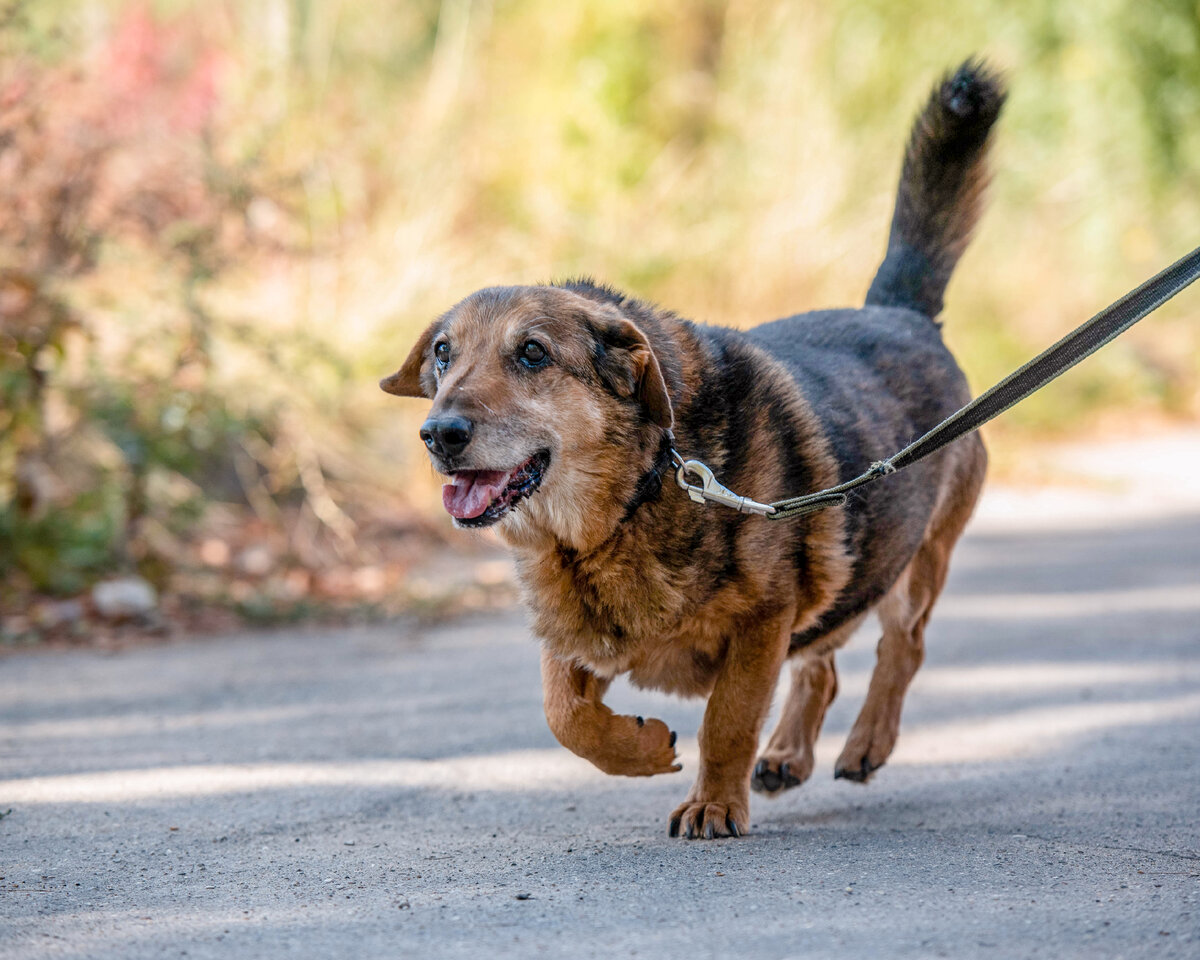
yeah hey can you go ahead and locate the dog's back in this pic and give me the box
[746,61,1005,643]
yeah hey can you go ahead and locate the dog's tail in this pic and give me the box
[865,59,1006,319]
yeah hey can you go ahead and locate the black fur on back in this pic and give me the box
[865,58,1006,320]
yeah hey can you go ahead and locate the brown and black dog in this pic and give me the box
[382,60,1004,839]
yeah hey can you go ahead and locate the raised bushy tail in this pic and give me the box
[865,59,1007,319]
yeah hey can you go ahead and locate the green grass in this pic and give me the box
[2,0,1198,606]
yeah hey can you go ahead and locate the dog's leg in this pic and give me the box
[751,651,838,795]
[833,559,940,782]
[750,613,865,795]
[669,616,792,839]
[540,649,681,777]
[835,447,984,782]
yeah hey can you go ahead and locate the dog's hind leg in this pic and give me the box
[751,651,838,795]
[750,614,864,796]
[834,442,985,782]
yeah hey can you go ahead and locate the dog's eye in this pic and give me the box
[434,342,451,368]
[520,340,548,367]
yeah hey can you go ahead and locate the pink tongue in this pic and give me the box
[442,470,513,519]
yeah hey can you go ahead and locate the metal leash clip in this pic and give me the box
[671,451,777,517]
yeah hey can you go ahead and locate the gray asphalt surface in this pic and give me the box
[2,496,1199,958]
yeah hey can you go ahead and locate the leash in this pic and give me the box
[672,243,1200,521]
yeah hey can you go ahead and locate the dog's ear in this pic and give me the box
[591,315,673,430]
[380,321,440,398]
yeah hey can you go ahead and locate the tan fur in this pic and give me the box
[752,622,857,793]
[540,648,679,777]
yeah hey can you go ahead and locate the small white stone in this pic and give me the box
[236,545,274,577]
[91,578,157,619]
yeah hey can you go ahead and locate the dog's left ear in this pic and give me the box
[380,321,439,398]
[591,315,673,430]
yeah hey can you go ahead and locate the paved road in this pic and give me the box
[2,490,1199,958]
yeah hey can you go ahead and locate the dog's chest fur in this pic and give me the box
[514,534,750,695]
[513,502,815,695]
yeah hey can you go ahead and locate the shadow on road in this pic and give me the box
[2,512,1198,959]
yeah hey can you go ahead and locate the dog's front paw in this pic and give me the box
[593,714,681,777]
[667,797,748,840]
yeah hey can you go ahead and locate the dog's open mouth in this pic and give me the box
[442,450,550,527]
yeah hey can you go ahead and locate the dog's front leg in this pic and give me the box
[540,649,681,777]
[669,616,791,839]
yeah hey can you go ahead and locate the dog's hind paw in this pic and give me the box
[833,754,885,783]
[834,717,896,783]
[750,754,812,796]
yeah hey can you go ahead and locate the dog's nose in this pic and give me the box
[419,416,474,457]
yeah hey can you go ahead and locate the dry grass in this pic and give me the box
[2,0,1197,627]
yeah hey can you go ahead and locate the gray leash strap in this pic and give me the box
[678,243,1200,522]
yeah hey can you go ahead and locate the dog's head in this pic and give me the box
[382,286,673,549]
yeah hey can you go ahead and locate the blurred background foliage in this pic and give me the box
[1,0,1197,631]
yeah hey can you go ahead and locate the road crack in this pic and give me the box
[1021,833,1200,865]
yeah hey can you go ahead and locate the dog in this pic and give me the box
[381,60,1004,839]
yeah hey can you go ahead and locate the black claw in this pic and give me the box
[704,819,715,840]
[668,731,677,748]
[636,716,644,727]
[755,759,782,793]
[834,757,881,783]
[668,817,680,838]
[685,819,696,840]
[727,817,741,838]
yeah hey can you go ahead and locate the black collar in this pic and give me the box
[620,433,675,523]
